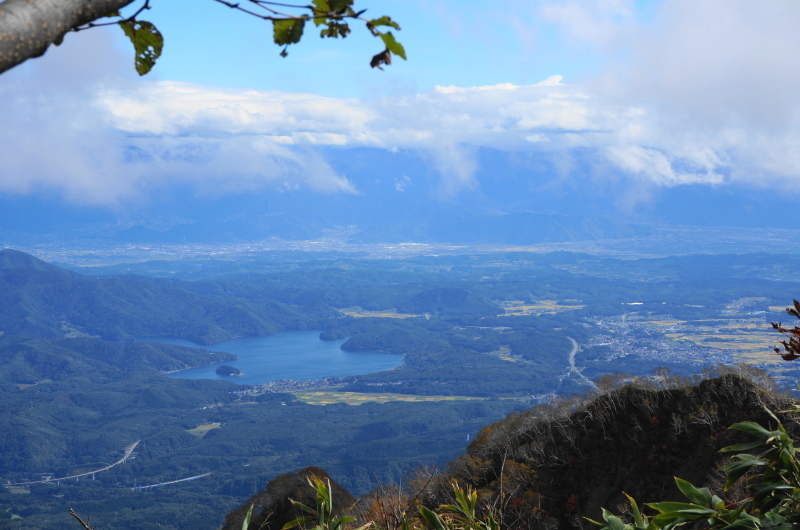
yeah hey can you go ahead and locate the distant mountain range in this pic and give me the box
[0,147,795,247]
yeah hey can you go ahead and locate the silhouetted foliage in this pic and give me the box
[772,299,800,360]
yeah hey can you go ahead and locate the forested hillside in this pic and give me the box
[1,248,799,528]
[0,249,334,344]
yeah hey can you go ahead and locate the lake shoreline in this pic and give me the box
[145,330,403,385]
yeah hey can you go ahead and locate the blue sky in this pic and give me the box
[120,0,593,97]
[1,0,800,213]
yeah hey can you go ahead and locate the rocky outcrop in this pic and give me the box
[223,466,355,530]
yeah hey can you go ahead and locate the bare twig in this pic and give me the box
[69,508,94,530]
[212,0,354,21]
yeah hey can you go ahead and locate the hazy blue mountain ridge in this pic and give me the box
[2,147,796,249]
[0,249,329,344]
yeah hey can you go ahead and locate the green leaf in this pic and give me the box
[418,506,448,530]
[623,494,646,528]
[312,0,330,26]
[281,516,311,530]
[605,515,629,530]
[720,440,768,453]
[320,21,351,39]
[649,501,710,513]
[729,421,775,439]
[586,509,635,529]
[367,16,400,34]
[378,31,406,60]
[675,477,712,507]
[328,0,353,13]
[648,501,716,522]
[242,503,255,530]
[118,20,163,76]
[312,0,331,12]
[754,482,795,497]
[718,520,761,530]
[650,512,707,525]
[273,19,306,47]
[722,457,769,490]
[765,407,782,426]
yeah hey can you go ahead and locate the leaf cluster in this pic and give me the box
[281,475,370,530]
[589,409,800,530]
[418,483,501,530]
[78,0,404,75]
[281,478,502,530]
[771,300,800,361]
[216,0,406,67]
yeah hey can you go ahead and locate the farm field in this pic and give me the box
[187,423,222,438]
[338,307,419,319]
[637,312,786,369]
[499,299,585,316]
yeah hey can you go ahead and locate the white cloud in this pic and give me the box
[0,30,357,205]
[395,175,411,192]
[539,0,636,51]
[101,82,375,138]
[605,146,724,186]
[6,1,800,205]
[95,76,614,194]
[537,0,800,189]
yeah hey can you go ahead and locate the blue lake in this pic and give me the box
[148,331,402,385]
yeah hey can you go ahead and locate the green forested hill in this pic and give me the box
[397,287,499,316]
[0,337,236,386]
[0,249,334,344]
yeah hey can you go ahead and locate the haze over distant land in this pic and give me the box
[3,145,798,250]
[2,1,800,254]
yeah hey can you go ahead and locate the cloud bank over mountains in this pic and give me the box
[2,0,800,208]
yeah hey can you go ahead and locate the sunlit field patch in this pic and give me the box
[187,422,222,438]
[641,319,686,326]
[13,379,51,390]
[338,307,419,319]
[638,312,783,365]
[499,300,584,316]
[490,345,518,362]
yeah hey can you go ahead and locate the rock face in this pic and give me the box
[225,374,797,530]
[222,466,355,530]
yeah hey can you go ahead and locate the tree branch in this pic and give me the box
[69,507,95,530]
[0,0,136,74]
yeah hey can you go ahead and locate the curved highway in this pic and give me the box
[3,441,140,487]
